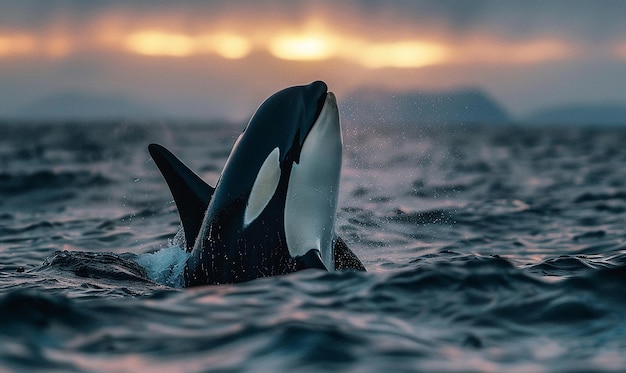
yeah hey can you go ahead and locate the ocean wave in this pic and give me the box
[2,122,626,371]
[0,170,112,195]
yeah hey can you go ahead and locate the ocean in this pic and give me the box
[1,120,626,372]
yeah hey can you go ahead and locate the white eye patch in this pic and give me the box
[244,147,281,226]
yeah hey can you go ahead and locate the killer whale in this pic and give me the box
[150,81,365,287]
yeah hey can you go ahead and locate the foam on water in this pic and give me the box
[135,228,190,288]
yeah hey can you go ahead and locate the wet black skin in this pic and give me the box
[149,81,365,287]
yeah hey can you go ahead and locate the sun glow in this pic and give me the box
[125,31,195,57]
[269,35,335,61]
[209,33,251,59]
[1,19,578,69]
[124,30,251,59]
[267,31,450,68]
[360,41,450,68]
[0,34,37,56]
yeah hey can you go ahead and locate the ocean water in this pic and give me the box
[1,120,626,372]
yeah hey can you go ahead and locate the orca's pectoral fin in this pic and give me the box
[295,249,327,271]
[149,143,214,251]
[334,236,366,271]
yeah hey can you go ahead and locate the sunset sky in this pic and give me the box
[1,0,625,120]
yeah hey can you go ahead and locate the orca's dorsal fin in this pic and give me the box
[149,143,214,251]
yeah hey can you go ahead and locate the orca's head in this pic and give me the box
[208,80,342,270]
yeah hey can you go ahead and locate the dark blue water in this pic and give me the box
[2,120,626,372]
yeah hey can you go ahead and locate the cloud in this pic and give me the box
[1,0,625,120]
[2,0,616,65]
[3,0,626,42]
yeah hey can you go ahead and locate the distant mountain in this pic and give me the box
[340,87,510,125]
[15,91,160,120]
[525,103,626,125]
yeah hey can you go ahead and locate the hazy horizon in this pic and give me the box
[1,0,625,122]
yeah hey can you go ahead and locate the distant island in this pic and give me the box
[340,86,511,125]
[524,103,626,126]
[7,87,626,126]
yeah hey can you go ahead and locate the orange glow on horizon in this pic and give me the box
[616,44,626,60]
[123,30,251,59]
[269,34,335,61]
[0,34,37,56]
[452,38,574,65]
[125,31,195,57]
[267,29,449,68]
[0,33,72,58]
[45,36,73,58]
[360,41,450,68]
[120,26,451,68]
[0,21,584,69]
[209,33,251,59]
